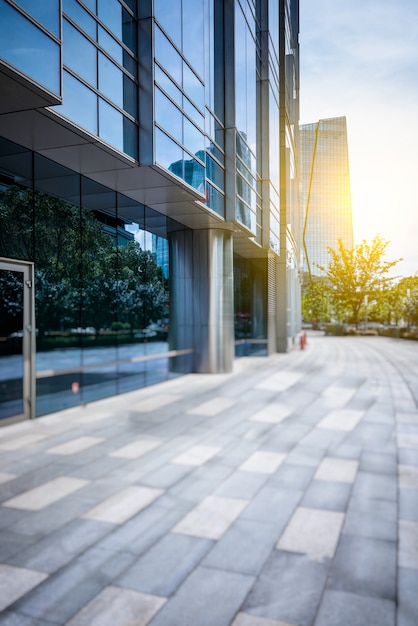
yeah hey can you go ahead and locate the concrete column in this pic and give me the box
[169,228,234,373]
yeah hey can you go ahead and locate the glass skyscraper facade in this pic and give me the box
[300,116,354,278]
[0,0,301,424]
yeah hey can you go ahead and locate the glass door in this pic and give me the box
[0,258,35,424]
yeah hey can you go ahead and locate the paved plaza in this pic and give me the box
[0,332,417,626]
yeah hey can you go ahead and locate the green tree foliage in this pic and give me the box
[0,186,166,336]
[301,276,330,323]
[318,235,402,327]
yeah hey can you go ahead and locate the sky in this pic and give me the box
[299,0,418,277]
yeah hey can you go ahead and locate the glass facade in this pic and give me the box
[0,0,301,422]
[300,116,354,277]
[0,137,183,419]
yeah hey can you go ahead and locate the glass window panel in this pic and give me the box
[63,19,97,87]
[63,0,96,39]
[82,0,96,11]
[154,0,181,48]
[99,98,123,151]
[123,115,138,159]
[154,88,182,144]
[183,63,204,110]
[122,7,136,54]
[123,74,137,118]
[57,71,98,135]
[155,128,182,172]
[99,52,123,108]
[123,0,136,11]
[183,155,205,192]
[205,153,223,190]
[98,25,122,64]
[97,0,122,39]
[15,0,60,36]
[183,98,204,131]
[205,182,224,217]
[154,27,182,86]
[182,0,204,76]
[183,117,204,156]
[0,1,60,95]
[155,66,182,109]
[123,50,136,76]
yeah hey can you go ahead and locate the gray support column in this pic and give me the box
[169,228,234,374]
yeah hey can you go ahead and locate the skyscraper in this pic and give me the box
[300,116,354,279]
[0,0,300,423]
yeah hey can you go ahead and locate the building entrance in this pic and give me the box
[0,258,35,424]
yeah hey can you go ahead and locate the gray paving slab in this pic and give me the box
[0,334,416,626]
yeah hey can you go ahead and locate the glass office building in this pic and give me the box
[0,0,301,424]
[300,116,354,278]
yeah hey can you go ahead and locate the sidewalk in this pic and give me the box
[0,333,417,626]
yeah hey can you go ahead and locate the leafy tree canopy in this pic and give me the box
[318,235,402,326]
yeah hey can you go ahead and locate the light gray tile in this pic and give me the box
[314,589,395,626]
[0,565,48,612]
[314,457,358,483]
[239,451,286,474]
[65,586,166,626]
[256,371,303,392]
[277,507,344,562]
[398,465,418,489]
[249,404,294,423]
[82,486,163,524]
[172,495,248,539]
[132,394,182,412]
[171,445,221,466]
[398,520,418,570]
[3,477,89,510]
[47,437,104,455]
[317,409,364,431]
[232,613,295,626]
[109,437,163,459]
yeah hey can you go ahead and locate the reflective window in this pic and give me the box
[123,74,137,118]
[183,117,204,156]
[82,0,96,11]
[57,71,98,135]
[183,63,204,110]
[98,25,122,63]
[155,88,182,145]
[155,66,182,109]
[155,128,182,171]
[63,0,96,39]
[123,116,138,159]
[206,183,224,217]
[182,0,204,76]
[183,98,204,132]
[182,155,205,192]
[63,19,97,87]
[154,27,182,86]
[205,153,223,190]
[15,0,60,37]
[97,0,136,54]
[99,98,123,151]
[99,52,123,108]
[154,0,181,48]
[0,0,60,95]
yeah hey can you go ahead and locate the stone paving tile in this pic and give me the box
[277,507,344,562]
[0,565,48,612]
[397,567,418,626]
[82,486,163,524]
[172,495,248,540]
[66,586,166,626]
[243,551,328,625]
[148,566,255,626]
[2,477,89,511]
[300,479,351,512]
[314,589,396,626]
[327,535,397,600]
[232,613,296,626]
[314,457,359,482]
[0,334,417,626]
[203,518,280,576]
[117,533,213,596]
[398,520,418,570]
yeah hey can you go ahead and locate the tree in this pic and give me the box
[318,235,402,327]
